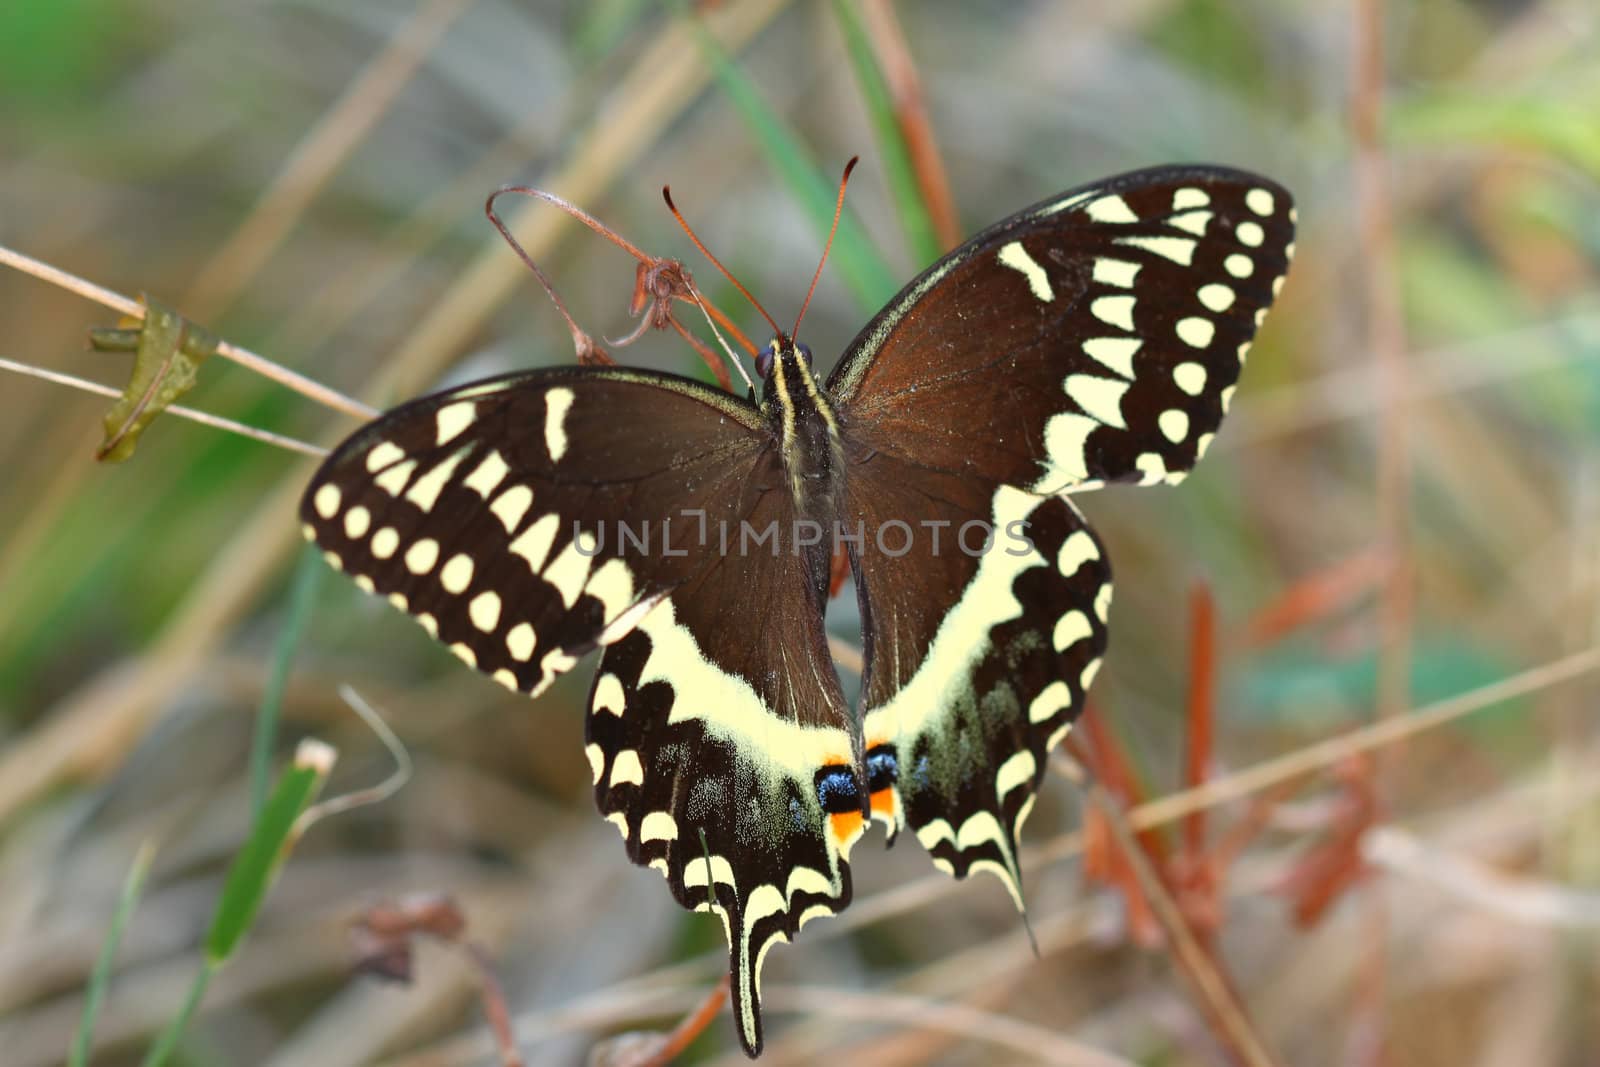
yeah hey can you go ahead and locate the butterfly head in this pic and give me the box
[758,336,831,425]
[755,336,812,381]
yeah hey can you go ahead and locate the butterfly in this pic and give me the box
[300,164,1294,1056]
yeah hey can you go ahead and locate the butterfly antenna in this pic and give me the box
[792,156,859,343]
[663,185,784,341]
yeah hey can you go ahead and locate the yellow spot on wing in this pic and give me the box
[509,513,559,572]
[1065,375,1129,429]
[997,241,1054,302]
[440,553,475,594]
[1085,194,1137,223]
[434,401,476,446]
[1053,610,1092,651]
[543,387,575,461]
[313,484,341,519]
[490,485,533,533]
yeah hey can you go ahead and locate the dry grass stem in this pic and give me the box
[0,356,327,457]
[1362,827,1600,928]
[1082,778,1281,1067]
[7,5,1597,1064]
[0,243,376,420]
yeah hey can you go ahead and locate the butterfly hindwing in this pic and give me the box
[582,466,864,1057]
[829,165,1295,493]
[843,453,1111,905]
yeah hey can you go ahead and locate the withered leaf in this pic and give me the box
[90,296,218,463]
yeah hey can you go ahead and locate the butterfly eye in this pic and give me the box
[755,341,777,379]
[796,341,813,366]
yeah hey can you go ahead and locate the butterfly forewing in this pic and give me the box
[829,165,1295,493]
[829,165,1292,907]
[301,367,766,694]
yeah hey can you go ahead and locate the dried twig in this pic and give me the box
[1127,645,1600,833]
[615,976,730,1067]
[1354,0,1413,723]
[293,687,414,835]
[351,895,524,1067]
[1241,549,1389,650]
[1352,0,1412,1050]
[765,985,1137,1067]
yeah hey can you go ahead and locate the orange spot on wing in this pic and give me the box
[828,810,864,846]
[869,789,896,817]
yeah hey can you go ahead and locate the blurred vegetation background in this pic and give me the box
[2,0,1599,1064]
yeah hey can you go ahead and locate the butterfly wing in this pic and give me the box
[301,366,769,693]
[583,460,863,1056]
[842,456,1111,904]
[300,367,862,1057]
[828,165,1295,493]
[830,166,1293,900]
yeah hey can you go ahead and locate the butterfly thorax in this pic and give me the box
[759,339,844,518]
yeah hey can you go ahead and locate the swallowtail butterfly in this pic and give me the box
[300,165,1294,1055]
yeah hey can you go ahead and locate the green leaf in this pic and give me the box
[829,0,942,267]
[678,4,898,314]
[205,740,335,963]
[70,841,155,1067]
[90,297,219,463]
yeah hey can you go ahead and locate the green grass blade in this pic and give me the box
[206,740,335,963]
[250,545,324,817]
[678,4,898,314]
[69,840,155,1067]
[829,0,941,267]
[141,741,335,1065]
[139,962,214,1067]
